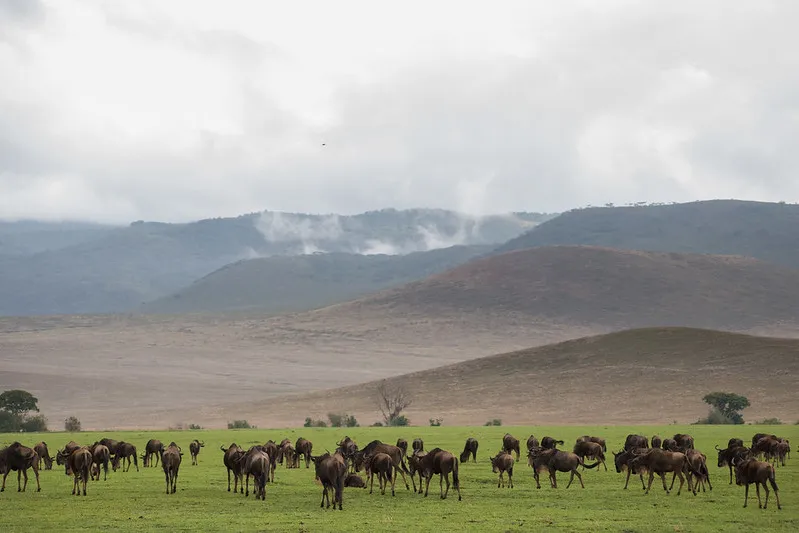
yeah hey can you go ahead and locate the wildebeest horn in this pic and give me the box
[715,445,721,451]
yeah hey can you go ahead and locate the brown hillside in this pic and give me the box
[311,245,799,331]
[233,327,799,426]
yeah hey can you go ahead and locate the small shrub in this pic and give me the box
[484,419,502,426]
[64,416,82,432]
[693,408,735,425]
[304,417,327,428]
[327,413,359,428]
[753,417,783,425]
[20,414,48,432]
[227,419,254,429]
[188,423,203,430]
[371,421,384,427]
[429,418,443,427]
[388,415,409,427]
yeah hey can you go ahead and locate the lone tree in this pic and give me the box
[702,392,750,424]
[377,380,412,426]
[0,389,39,417]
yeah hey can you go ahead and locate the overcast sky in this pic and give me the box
[1,0,797,223]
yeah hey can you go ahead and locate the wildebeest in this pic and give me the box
[772,441,790,467]
[751,433,775,448]
[685,448,712,493]
[277,438,293,465]
[344,473,366,488]
[407,450,428,494]
[540,436,564,450]
[352,440,411,491]
[142,439,164,468]
[673,433,695,451]
[733,457,782,509]
[662,438,679,452]
[576,436,607,452]
[112,442,138,472]
[717,443,752,484]
[396,438,408,457]
[728,438,744,449]
[752,435,780,462]
[221,443,246,493]
[262,440,278,482]
[0,442,41,493]
[526,435,539,451]
[56,441,81,466]
[624,434,649,452]
[651,435,662,449]
[573,440,607,471]
[528,447,598,489]
[628,448,695,496]
[161,442,182,495]
[89,443,110,481]
[98,438,120,457]
[189,440,204,466]
[460,438,478,463]
[364,452,395,496]
[414,448,461,500]
[295,438,313,468]
[612,449,646,490]
[412,438,424,454]
[502,433,520,459]
[33,442,53,471]
[281,444,297,469]
[491,451,514,488]
[311,451,347,510]
[242,447,269,500]
[66,447,92,496]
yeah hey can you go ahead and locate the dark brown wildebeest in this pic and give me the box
[460,438,478,463]
[613,449,646,490]
[528,447,598,489]
[576,436,607,453]
[396,438,408,457]
[364,452,395,496]
[98,438,120,457]
[221,443,246,493]
[651,435,662,449]
[527,435,539,451]
[662,438,679,452]
[56,441,81,466]
[189,440,204,466]
[311,451,347,510]
[33,442,53,471]
[161,442,182,495]
[275,438,292,465]
[0,442,41,493]
[733,457,781,509]
[281,443,297,469]
[295,438,313,468]
[540,436,564,450]
[573,441,607,471]
[628,448,695,496]
[502,433,521,459]
[624,434,649,452]
[65,447,92,496]
[751,433,775,448]
[242,446,269,500]
[352,440,411,491]
[262,440,278,482]
[491,451,514,488]
[112,442,138,472]
[752,436,779,461]
[344,473,366,488]
[142,439,164,468]
[771,441,790,467]
[89,443,110,481]
[673,433,695,451]
[728,438,744,449]
[415,448,461,500]
[407,450,428,494]
[685,449,712,493]
[717,444,752,484]
[412,438,424,454]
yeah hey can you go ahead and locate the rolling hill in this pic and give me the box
[496,200,799,268]
[241,327,799,426]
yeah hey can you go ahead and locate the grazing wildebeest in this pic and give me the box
[573,440,607,471]
[685,449,712,493]
[89,443,110,481]
[221,443,246,493]
[662,438,679,452]
[528,447,598,489]
[33,442,53,471]
[651,435,662,449]
[407,450,428,494]
[0,442,41,493]
[576,436,607,452]
[613,449,646,490]
[364,452,395,496]
[628,448,695,496]
[344,473,366,488]
[112,442,138,472]
[98,438,120,457]
[142,439,164,467]
[412,438,424,454]
[281,444,297,469]
[262,440,278,482]
[491,451,514,488]
[352,440,411,491]
[161,442,182,495]
[396,438,408,458]
[311,451,347,510]
[717,444,752,484]
[460,438,478,463]
[189,440,204,466]
[415,448,461,500]
[733,457,782,509]
[295,438,313,469]
[624,434,649,452]
[540,436,564,450]
[673,433,695,451]
[56,441,81,466]
[502,434,521,459]
[527,435,540,451]
[752,436,779,461]
[66,447,92,496]
[242,447,269,500]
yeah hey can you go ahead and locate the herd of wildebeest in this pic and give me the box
[0,431,792,512]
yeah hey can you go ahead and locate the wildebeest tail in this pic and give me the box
[452,457,460,489]
[582,459,601,469]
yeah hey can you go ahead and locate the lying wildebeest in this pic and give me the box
[396,438,408,457]
[56,441,81,466]
[460,438,478,463]
[717,444,752,484]
[66,447,92,496]
[89,443,110,481]
[189,439,204,466]
[662,438,679,452]
[502,433,520,459]
[491,450,514,488]
[651,435,662,449]
[527,435,539,451]
[576,435,607,453]
[262,440,278,482]
[685,448,712,493]
[99,438,120,457]
[242,446,269,500]
[364,452,395,496]
[628,448,696,496]
[33,442,53,471]
[573,440,607,471]
[407,450,428,494]
[344,473,366,488]
[540,436,564,450]
[528,447,598,489]
[352,440,411,491]
[673,433,695,451]
[415,448,461,500]
[412,438,424,454]
[613,449,646,490]
[0,442,41,493]
[142,439,164,468]
[624,434,649,452]
[112,442,138,472]
[312,451,347,510]
[161,442,182,495]
[221,443,246,493]
[295,438,313,468]
[733,456,781,509]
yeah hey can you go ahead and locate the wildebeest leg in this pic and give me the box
[245,473,250,497]
[424,474,431,497]
[575,469,585,488]
[533,469,541,489]
[172,470,178,494]
[369,471,374,494]
[443,472,450,500]
[165,470,170,494]
[743,483,750,507]
[728,465,733,484]
[645,472,655,494]
[549,469,557,489]
[320,486,326,508]
[668,471,677,492]
[623,468,632,489]
[390,469,396,496]
[227,468,231,491]
[33,466,41,492]
[72,474,78,495]
[602,458,607,471]
[497,471,502,488]
[20,469,28,492]
[509,468,513,488]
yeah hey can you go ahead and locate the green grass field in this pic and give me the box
[1,425,796,532]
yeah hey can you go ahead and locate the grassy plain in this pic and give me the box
[1,425,796,532]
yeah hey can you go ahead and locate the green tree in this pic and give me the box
[702,392,750,424]
[0,389,39,417]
